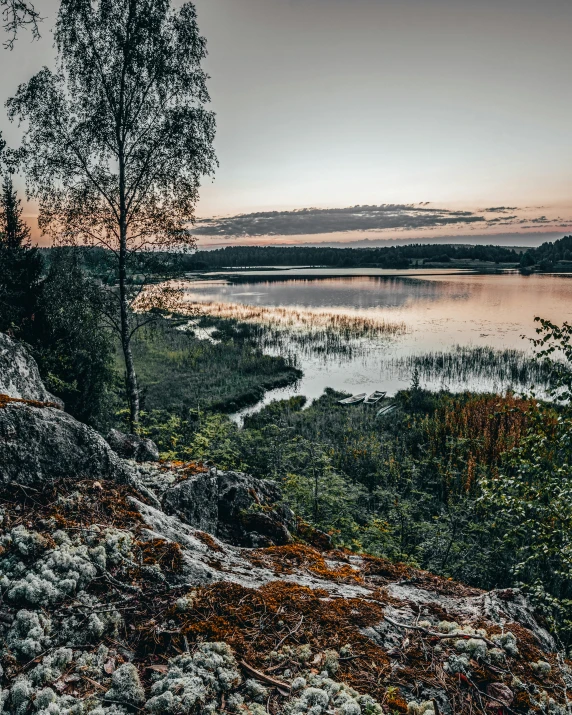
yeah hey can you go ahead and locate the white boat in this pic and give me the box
[376,404,396,417]
[364,390,386,405]
[338,393,367,405]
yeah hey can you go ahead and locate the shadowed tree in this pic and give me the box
[8,0,217,429]
[0,172,43,338]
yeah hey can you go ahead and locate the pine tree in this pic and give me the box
[0,174,42,338]
[0,174,31,248]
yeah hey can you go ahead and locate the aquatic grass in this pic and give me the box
[178,299,406,337]
[175,299,406,361]
[385,345,556,393]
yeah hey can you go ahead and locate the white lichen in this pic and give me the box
[285,672,382,715]
[145,642,241,714]
[105,663,145,707]
[407,701,435,715]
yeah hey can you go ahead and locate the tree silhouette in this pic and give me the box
[0,173,42,338]
[8,0,217,428]
[0,173,31,248]
[1,0,41,48]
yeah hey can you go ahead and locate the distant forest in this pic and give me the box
[39,237,572,274]
[40,242,523,275]
[520,235,572,270]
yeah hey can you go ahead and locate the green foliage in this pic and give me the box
[32,249,116,428]
[0,175,43,340]
[530,317,572,402]
[125,318,301,415]
[479,408,572,642]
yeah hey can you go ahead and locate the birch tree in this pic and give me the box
[7,0,217,428]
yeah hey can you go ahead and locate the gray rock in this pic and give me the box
[0,401,136,487]
[162,471,219,533]
[106,428,160,462]
[217,470,294,547]
[160,468,294,547]
[0,332,63,407]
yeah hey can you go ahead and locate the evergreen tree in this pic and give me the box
[0,174,42,339]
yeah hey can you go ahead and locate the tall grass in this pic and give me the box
[177,299,406,360]
[385,345,555,393]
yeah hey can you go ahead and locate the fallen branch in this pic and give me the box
[239,660,291,695]
[274,615,304,650]
[383,616,497,648]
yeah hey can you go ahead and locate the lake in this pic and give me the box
[181,270,572,412]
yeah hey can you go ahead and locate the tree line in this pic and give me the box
[39,242,522,275]
[520,235,572,270]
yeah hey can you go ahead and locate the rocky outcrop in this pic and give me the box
[0,400,136,487]
[106,428,160,462]
[153,468,294,547]
[162,470,219,534]
[0,332,62,406]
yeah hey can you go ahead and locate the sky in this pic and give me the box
[1,0,572,246]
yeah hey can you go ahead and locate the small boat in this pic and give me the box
[376,404,396,418]
[338,393,367,405]
[364,390,386,405]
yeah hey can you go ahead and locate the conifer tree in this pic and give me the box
[0,173,42,338]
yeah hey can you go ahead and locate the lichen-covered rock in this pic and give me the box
[162,471,219,534]
[0,402,137,487]
[217,470,294,547]
[0,332,62,406]
[106,429,160,462]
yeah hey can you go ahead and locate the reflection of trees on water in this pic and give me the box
[186,276,463,310]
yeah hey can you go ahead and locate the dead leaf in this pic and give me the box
[486,682,514,709]
[103,658,116,674]
[147,664,169,674]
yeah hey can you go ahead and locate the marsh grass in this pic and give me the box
[119,317,301,414]
[178,299,406,359]
[386,345,555,393]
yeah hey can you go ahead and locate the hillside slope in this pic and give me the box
[0,333,570,715]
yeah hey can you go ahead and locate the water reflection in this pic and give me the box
[181,272,572,410]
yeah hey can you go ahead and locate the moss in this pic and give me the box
[247,544,363,584]
[0,393,61,410]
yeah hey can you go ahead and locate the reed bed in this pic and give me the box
[176,298,406,360]
[180,298,406,337]
[386,345,554,391]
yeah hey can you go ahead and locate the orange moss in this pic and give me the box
[0,393,61,410]
[194,530,224,553]
[247,543,363,584]
[361,555,412,582]
[140,580,390,702]
[139,538,183,572]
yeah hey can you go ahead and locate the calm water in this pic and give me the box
[182,271,572,411]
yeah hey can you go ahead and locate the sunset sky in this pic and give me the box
[1,0,571,246]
